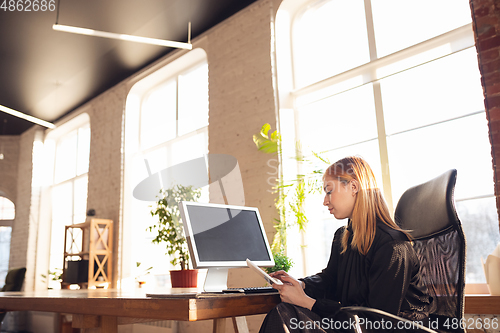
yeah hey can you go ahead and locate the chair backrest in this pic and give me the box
[1,267,26,292]
[395,170,466,332]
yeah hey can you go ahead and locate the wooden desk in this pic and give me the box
[0,289,281,333]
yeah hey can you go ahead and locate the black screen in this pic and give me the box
[186,205,271,262]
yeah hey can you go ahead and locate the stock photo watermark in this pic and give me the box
[1,0,56,11]
[289,316,500,331]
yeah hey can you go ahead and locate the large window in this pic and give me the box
[48,117,90,289]
[123,49,209,289]
[278,0,497,283]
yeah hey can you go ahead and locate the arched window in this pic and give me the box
[45,113,91,289]
[277,0,497,283]
[0,197,15,221]
[123,49,209,288]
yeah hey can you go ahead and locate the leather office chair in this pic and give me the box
[342,170,466,333]
[0,267,27,330]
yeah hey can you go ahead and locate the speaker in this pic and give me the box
[64,260,88,284]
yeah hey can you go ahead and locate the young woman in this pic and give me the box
[259,156,432,333]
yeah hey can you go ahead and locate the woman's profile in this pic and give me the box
[259,156,432,332]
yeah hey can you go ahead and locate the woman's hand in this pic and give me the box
[270,271,316,310]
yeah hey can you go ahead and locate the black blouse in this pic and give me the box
[301,221,432,320]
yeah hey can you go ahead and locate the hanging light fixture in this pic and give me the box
[52,23,192,50]
[52,0,192,49]
[0,105,56,129]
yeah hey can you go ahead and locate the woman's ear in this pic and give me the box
[350,180,359,195]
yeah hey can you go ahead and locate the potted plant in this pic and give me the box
[148,184,201,288]
[135,262,153,288]
[265,251,294,274]
[41,268,64,289]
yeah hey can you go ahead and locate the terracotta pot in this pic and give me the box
[170,269,198,288]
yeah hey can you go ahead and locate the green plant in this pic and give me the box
[41,268,63,286]
[135,262,153,281]
[265,251,294,274]
[148,185,201,270]
[253,123,329,254]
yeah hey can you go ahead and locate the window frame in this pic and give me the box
[43,113,91,289]
[276,0,495,282]
[122,48,209,290]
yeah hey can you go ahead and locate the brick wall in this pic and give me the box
[86,84,128,286]
[208,0,278,250]
[9,127,42,273]
[470,0,500,230]
[0,136,20,203]
[5,127,43,332]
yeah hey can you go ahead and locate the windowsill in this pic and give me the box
[464,284,500,314]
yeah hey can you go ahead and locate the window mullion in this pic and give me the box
[372,82,393,214]
[364,0,378,61]
[365,0,393,213]
[176,77,179,138]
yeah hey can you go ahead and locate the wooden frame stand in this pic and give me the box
[62,219,113,289]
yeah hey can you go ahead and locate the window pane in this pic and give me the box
[381,48,484,135]
[456,196,500,283]
[50,182,73,286]
[387,114,495,285]
[178,63,209,136]
[289,140,383,277]
[321,139,383,191]
[0,197,15,220]
[387,114,494,204]
[77,125,91,176]
[171,132,208,166]
[297,84,378,153]
[143,146,169,176]
[54,131,77,184]
[141,81,177,150]
[371,0,472,57]
[293,0,370,88]
[73,176,88,224]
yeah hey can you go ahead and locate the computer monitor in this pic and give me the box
[179,201,275,292]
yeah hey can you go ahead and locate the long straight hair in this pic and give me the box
[323,156,411,255]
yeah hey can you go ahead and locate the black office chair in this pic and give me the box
[394,169,466,332]
[0,267,27,330]
[342,170,466,333]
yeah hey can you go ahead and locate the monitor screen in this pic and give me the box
[179,201,274,268]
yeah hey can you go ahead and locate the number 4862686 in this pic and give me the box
[1,0,56,11]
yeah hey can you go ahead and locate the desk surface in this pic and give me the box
[0,289,281,322]
[1,290,499,320]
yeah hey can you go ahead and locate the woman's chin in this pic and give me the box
[332,213,343,220]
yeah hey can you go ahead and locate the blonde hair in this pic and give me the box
[323,156,410,255]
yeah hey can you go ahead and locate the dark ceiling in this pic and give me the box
[0,0,258,135]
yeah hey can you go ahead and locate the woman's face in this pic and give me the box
[323,176,358,220]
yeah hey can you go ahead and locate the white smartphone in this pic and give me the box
[246,258,283,286]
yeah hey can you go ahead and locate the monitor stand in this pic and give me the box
[203,267,229,292]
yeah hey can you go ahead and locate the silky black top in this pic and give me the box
[301,221,432,320]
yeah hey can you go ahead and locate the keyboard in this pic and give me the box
[222,286,278,294]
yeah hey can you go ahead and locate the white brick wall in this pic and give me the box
[0,136,20,203]
[86,84,128,286]
[10,127,42,271]
[208,0,279,242]
[6,126,44,332]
